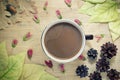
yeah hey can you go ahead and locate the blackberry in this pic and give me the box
[89,71,102,80]
[107,69,120,80]
[100,42,118,59]
[76,65,89,78]
[96,57,110,72]
[87,48,98,60]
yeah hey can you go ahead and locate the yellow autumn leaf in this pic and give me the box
[0,52,26,80]
[19,64,59,80]
[0,41,8,71]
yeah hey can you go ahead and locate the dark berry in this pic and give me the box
[89,71,102,80]
[107,69,120,80]
[96,57,110,72]
[87,48,98,60]
[76,65,89,78]
[100,42,118,59]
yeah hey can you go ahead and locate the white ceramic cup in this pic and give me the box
[41,19,86,63]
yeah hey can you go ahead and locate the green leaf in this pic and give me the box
[35,19,40,24]
[40,72,58,80]
[85,0,106,3]
[19,64,58,80]
[23,36,27,41]
[0,41,8,71]
[0,52,26,80]
[109,19,120,35]
[90,1,119,22]
[109,19,120,41]
[19,64,45,80]
[78,2,96,16]
[110,32,120,41]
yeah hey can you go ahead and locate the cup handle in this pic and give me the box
[85,35,94,40]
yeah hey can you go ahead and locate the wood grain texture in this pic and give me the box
[0,0,120,80]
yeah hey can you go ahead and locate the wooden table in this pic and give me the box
[0,0,120,80]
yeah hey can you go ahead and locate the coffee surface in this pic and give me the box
[44,23,82,59]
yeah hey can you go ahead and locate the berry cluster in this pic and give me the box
[89,71,102,80]
[76,65,89,78]
[87,48,98,60]
[96,57,110,72]
[100,42,118,59]
[76,42,119,80]
[107,69,120,80]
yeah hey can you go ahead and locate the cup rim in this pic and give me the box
[41,19,86,63]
